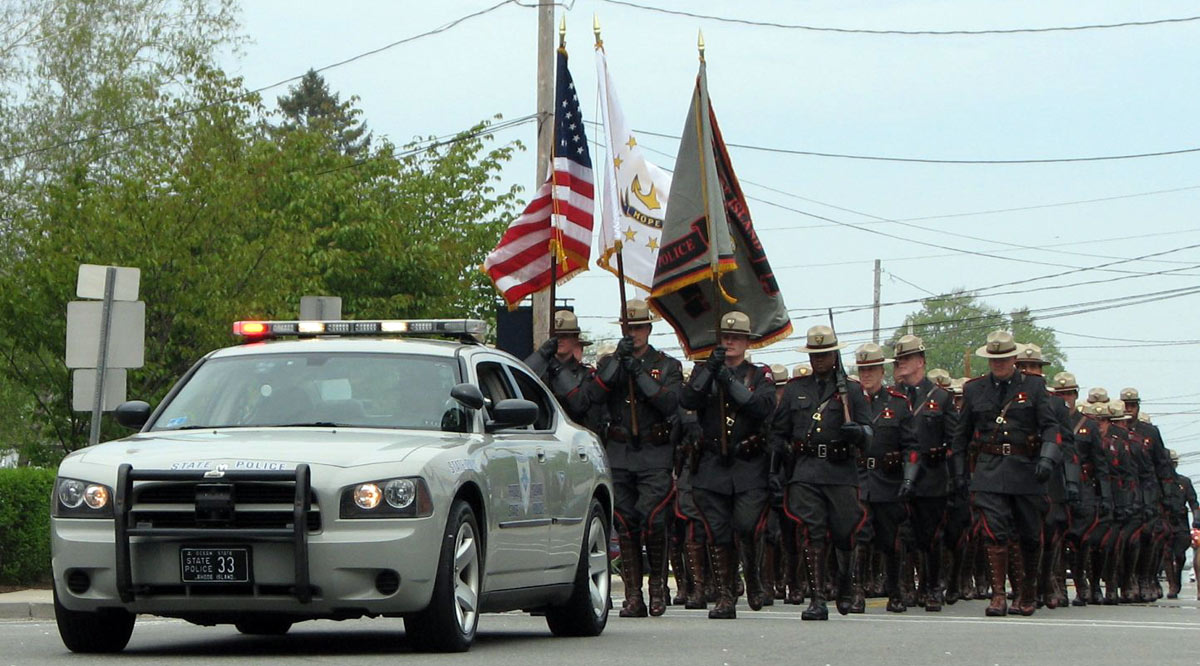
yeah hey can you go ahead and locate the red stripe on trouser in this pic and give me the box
[781,487,811,549]
[972,493,998,543]
[643,484,677,540]
[849,497,870,550]
[1080,514,1101,542]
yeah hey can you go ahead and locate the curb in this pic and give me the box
[0,602,54,620]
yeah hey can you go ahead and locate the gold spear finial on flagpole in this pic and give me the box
[559,15,567,49]
[697,29,705,62]
[593,14,602,48]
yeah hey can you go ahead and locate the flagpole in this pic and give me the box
[596,16,640,439]
[695,30,728,463]
[547,17,569,339]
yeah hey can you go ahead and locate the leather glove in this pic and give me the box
[615,335,635,359]
[1065,482,1080,506]
[1034,456,1055,482]
[682,422,702,449]
[897,479,915,500]
[705,346,726,371]
[839,422,865,446]
[715,364,734,386]
[537,335,558,359]
[620,352,642,375]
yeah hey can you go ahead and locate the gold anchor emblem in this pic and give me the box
[631,174,661,211]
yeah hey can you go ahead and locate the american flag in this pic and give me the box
[485,49,594,309]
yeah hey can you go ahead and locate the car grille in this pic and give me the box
[130,482,321,532]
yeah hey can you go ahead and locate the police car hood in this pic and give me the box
[77,428,456,470]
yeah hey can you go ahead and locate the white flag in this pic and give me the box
[595,46,673,292]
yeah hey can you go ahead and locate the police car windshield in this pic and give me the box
[150,352,464,432]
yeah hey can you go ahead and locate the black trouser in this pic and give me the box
[1066,503,1103,548]
[674,472,705,546]
[613,467,675,541]
[971,491,1048,549]
[784,482,866,551]
[943,492,972,551]
[909,496,948,555]
[693,486,769,546]
[864,501,909,555]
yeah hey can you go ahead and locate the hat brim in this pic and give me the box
[797,342,849,353]
[854,359,894,368]
[612,316,660,326]
[1051,385,1079,393]
[893,348,925,358]
[975,345,1019,359]
[711,329,762,340]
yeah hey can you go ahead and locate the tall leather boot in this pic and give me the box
[984,544,1009,617]
[1142,541,1163,601]
[1039,538,1058,609]
[923,544,944,612]
[1009,543,1036,616]
[646,536,669,617]
[618,533,647,617]
[801,542,829,621]
[760,542,777,607]
[774,541,789,600]
[834,547,855,616]
[1165,552,1180,599]
[741,537,768,611]
[707,543,737,619]
[670,538,688,606]
[788,539,807,605]
[1087,545,1104,604]
[961,539,978,600]
[850,543,868,613]
[1070,546,1090,606]
[1102,541,1121,605]
[973,540,990,599]
[885,551,906,613]
[944,542,963,605]
[904,551,919,608]
[684,541,708,610]
[1054,541,1070,608]
[1121,539,1140,603]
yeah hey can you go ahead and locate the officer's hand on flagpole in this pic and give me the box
[705,346,726,371]
[537,336,559,359]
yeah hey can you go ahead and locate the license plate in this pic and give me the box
[180,547,250,583]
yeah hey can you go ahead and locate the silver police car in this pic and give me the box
[51,319,612,653]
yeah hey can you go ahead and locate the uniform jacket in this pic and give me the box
[524,353,596,427]
[681,360,776,494]
[951,371,1059,496]
[1129,419,1175,506]
[588,346,682,472]
[1045,392,1079,504]
[770,373,872,487]
[1103,424,1140,511]
[1069,410,1112,507]
[898,378,957,498]
[858,385,919,503]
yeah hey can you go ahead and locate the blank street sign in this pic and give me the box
[76,264,140,301]
[72,368,127,411]
[65,301,146,369]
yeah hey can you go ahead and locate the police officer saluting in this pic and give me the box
[680,311,776,619]
[771,325,871,620]
[892,335,958,612]
[525,310,597,426]
[588,299,683,617]
[951,331,1062,617]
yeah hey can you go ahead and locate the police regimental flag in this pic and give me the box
[595,43,673,292]
[485,48,594,309]
[649,60,792,358]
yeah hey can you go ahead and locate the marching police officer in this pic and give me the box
[892,336,957,612]
[853,343,918,613]
[680,311,776,619]
[1164,449,1199,599]
[524,310,598,426]
[589,300,683,617]
[951,331,1062,617]
[771,325,872,620]
[1121,389,1175,601]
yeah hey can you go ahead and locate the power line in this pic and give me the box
[600,0,1200,36]
[0,0,520,164]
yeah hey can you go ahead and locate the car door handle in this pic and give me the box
[536,447,547,463]
[576,447,588,462]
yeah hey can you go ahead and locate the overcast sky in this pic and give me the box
[226,0,1200,472]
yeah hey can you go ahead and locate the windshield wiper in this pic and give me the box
[267,422,344,428]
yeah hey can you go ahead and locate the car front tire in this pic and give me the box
[54,586,135,653]
[546,498,610,637]
[405,499,481,652]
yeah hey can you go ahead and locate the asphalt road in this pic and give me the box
[4,590,1198,665]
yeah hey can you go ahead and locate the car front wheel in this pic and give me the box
[546,497,610,637]
[405,499,481,652]
[54,586,135,653]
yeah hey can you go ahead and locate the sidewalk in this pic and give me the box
[0,588,53,620]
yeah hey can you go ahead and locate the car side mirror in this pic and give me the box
[450,383,486,410]
[486,398,539,432]
[114,401,152,429]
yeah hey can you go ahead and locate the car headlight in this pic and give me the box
[53,478,114,518]
[340,477,433,519]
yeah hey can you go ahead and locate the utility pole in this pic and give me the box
[872,259,881,344]
[531,1,556,348]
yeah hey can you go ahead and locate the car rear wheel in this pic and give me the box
[405,499,481,652]
[235,617,293,635]
[546,498,610,637]
[54,586,135,653]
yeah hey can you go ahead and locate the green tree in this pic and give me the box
[276,69,372,157]
[0,1,521,464]
[885,290,1065,379]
